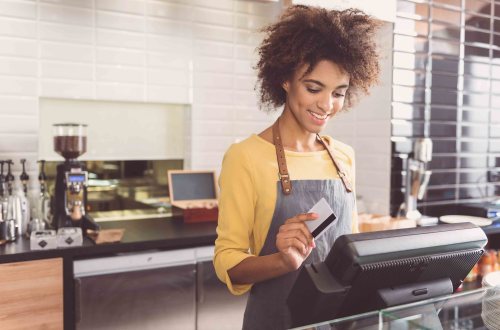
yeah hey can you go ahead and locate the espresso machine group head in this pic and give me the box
[53,123,99,235]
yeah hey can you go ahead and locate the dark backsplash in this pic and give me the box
[391,0,500,216]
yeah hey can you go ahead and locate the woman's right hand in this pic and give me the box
[276,212,317,271]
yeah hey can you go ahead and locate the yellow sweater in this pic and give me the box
[214,134,358,295]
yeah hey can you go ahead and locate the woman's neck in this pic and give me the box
[278,110,324,152]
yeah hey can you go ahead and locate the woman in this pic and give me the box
[214,5,380,329]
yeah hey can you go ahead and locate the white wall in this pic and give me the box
[38,98,187,161]
[0,0,282,178]
[0,0,393,214]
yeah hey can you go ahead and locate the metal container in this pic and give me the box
[1,218,17,241]
[27,218,47,237]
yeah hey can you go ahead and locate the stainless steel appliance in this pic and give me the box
[52,123,99,234]
[73,247,248,329]
[402,138,433,220]
[73,249,197,330]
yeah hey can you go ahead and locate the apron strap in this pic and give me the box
[272,118,353,195]
[272,119,292,195]
[316,134,353,193]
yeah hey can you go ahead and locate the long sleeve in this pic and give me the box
[213,144,257,295]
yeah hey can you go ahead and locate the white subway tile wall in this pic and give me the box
[0,0,282,178]
[0,0,392,214]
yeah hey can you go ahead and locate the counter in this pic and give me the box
[295,287,499,330]
[0,217,217,264]
[0,217,218,330]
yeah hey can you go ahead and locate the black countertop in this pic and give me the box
[2,217,498,265]
[0,217,218,264]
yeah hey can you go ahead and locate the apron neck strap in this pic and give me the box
[272,118,292,195]
[271,118,353,195]
[316,134,353,193]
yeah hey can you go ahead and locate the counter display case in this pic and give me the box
[294,287,500,330]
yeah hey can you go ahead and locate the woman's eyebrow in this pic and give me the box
[303,79,349,89]
[303,79,325,87]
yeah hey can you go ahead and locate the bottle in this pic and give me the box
[37,160,52,227]
[20,159,29,196]
[5,160,14,196]
[12,180,29,237]
[6,193,21,241]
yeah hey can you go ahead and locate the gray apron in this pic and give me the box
[242,120,355,330]
[242,179,354,330]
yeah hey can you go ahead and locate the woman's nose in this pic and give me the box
[317,94,334,112]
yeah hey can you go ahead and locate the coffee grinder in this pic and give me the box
[53,123,99,235]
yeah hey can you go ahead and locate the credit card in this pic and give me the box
[306,198,336,238]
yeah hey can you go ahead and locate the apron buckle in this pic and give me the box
[278,173,292,195]
[278,173,289,183]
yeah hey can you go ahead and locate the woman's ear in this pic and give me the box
[282,81,289,93]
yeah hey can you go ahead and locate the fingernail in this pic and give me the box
[311,212,319,217]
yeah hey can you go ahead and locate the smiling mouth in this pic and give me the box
[307,110,330,120]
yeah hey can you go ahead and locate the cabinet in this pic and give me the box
[73,246,248,330]
[0,258,63,329]
[74,249,196,330]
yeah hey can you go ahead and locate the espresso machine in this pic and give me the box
[402,138,434,223]
[53,123,99,235]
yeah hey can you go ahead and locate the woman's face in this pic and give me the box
[283,60,350,134]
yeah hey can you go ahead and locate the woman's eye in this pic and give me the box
[307,88,320,93]
[334,92,345,98]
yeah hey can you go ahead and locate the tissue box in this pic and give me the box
[30,230,57,250]
[57,227,83,248]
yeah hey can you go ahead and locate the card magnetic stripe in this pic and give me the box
[312,213,337,238]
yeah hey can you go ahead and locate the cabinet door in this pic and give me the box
[0,258,63,329]
[76,264,196,330]
[197,260,248,330]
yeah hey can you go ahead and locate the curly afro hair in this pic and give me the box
[256,5,381,111]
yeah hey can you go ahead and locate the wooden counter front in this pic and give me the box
[0,258,63,329]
